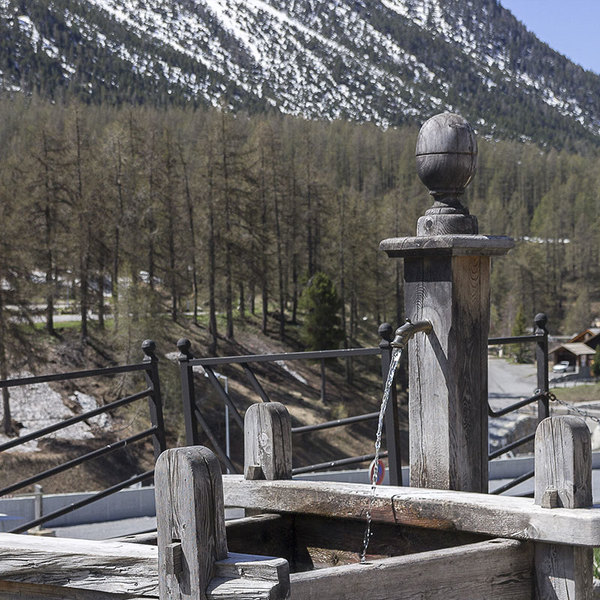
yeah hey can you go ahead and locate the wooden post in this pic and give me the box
[155,447,228,600]
[380,113,513,492]
[534,416,593,599]
[244,402,292,480]
[156,446,290,600]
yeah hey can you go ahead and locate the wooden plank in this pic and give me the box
[289,538,532,600]
[534,417,593,599]
[0,580,152,599]
[155,447,228,600]
[0,533,157,596]
[244,402,292,480]
[404,254,489,492]
[222,476,600,546]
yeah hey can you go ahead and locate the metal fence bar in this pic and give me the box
[142,340,167,460]
[488,393,544,418]
[203,366,244,430]
[193,408,238,474]
[0,363,148,389]
[0,428,157,498]
[490,469,535,496]
[241,363,271,403]
[177,338,201,446]
[487,334,542,345]
[9,470,155,534]
[292,452,388,475]
[292,412,380,434]
[489,432,536,460]
[0,388,151,453]
[534,313,550,422]
[379,322,403,486]
[188,347,381,367]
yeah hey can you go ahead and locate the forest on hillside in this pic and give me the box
[0,96,599,378]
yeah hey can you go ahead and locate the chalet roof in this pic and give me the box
[569,328,600,343]
[549,342,596,357]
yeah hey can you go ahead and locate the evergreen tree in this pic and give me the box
[591,346,600,378]
[299,272,344,351]
[511,305,531,363]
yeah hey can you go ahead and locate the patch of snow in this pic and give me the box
[276,360,308,385]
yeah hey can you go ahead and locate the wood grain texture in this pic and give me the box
[155,447,228,600]
[222,476,600,546]
[244,402,292,480]
[289,538,532,600]
[404,255,489,492]
[534,417,593,600]
[0,580,153,599]
[0,533,157,596]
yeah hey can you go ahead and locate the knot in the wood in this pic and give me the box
[416,112,477,209]
[177,338,193,360]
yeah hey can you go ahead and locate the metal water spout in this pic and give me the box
[391,319,433,350]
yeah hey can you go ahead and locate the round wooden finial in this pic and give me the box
[415,113,479,236]
[416,112,477,201]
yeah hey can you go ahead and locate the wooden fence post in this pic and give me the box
[156,446,291,599]
[534,416,593,599]
[244,402,292,480]
[156,447,228,600]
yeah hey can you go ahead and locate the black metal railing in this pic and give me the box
[176,322,405,486]
[487,313,549,495]
[0,340,166,533]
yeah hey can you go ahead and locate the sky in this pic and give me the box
[499,0,600,75]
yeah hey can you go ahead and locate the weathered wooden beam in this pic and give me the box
[244,402,292,480]
[156,447,290,600]
[289,538,532,600]
[0,532,158,596]
[156,447,228,600]
[534,416,593,599]
[222,476,600,546]
[0,580,152,599]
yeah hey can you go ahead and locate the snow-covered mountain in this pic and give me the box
[2,0,600,146]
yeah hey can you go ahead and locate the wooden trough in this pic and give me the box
[0,406,598,599]
[1,113,597,599]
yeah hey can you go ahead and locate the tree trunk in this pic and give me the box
[207,162,218,355]
[178,144,199,325]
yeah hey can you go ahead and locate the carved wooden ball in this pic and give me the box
[415,112,477,197]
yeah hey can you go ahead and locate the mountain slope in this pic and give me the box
[2,0,600,147]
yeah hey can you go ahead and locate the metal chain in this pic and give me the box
[543,390,600,426]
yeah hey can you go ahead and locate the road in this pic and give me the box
[488,357,538,410]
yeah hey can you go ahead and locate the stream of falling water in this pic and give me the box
[360,347,403,563]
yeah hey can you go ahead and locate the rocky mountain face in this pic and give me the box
[2,0,600,147]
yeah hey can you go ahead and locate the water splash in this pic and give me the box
[360,347,403,563]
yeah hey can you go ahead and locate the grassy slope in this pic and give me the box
[1,310,406,495]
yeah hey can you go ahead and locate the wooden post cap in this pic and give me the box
[415,112,479,235]
[416,112,477,203]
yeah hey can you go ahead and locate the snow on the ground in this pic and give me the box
[0,373,108,452]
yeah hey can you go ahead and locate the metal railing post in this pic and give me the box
[142,339,167,460]
[177,338,200,446]
[534,313,550,422]
[379,323,403,486]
